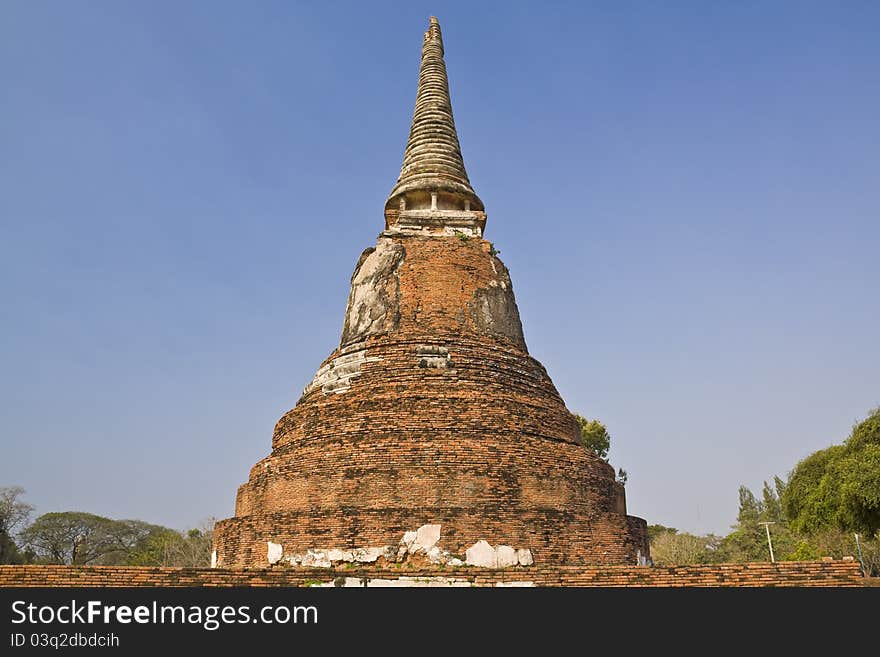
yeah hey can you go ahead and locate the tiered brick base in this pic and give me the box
[215,234,648,567]
[0,562,864,587]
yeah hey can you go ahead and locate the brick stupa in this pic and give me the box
[214,17,648,568]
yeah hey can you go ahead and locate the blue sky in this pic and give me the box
[1,1,877,536]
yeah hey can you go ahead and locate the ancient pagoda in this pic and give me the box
[213,17,648,569]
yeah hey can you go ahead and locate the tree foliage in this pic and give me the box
[651,532,721,566]
[717,481,799,563]
[574,414,611,461]
[125,520,214,567]
[0,486,34,535]
[2,494,215,568]
[647,524,678,541]
[0,487,34,565]
[0,531,26,565]
[783,407,880,536]
[18,512,204,565]
[22,512,136,565]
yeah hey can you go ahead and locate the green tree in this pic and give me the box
[172,522,215,567]
[0,532,25,564]
[100,519,170,565]
[126,528,187,566]
[762,477,787,522]
[647,524,678,541]
[651,532,712,566]
[574,415,611,461]
[21,512,116,564]
[19,512,166,565]
[19,510,212,567]
[719,483,798,562]
[720,486,765,562]
[126,519,214,567]
[835,446,880,534]
[709,409,880,569]
[0,486,34,564]
[783,407,880,536]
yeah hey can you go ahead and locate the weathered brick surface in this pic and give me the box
[215,236,648,568]
[0,562,864,588]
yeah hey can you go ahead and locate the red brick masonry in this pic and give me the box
[0,561,863,587]
[215,235,648,568]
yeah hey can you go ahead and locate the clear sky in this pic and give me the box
[1,1,877,536]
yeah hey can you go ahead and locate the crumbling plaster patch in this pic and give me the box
[340,239,404,345]
[267,525,533,571]
[416,345,453,369]
[303,342,383,396]
[470,256,526,348]
[267,541,283,565]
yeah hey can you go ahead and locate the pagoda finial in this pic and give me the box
[385,17,483,215]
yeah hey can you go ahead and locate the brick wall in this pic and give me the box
[0,561,863,587]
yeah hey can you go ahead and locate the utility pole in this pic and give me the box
[855,533,866,577]
[758,521,776,562]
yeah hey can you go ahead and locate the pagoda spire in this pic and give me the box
[385,17,483,215]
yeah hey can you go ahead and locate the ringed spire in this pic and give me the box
[385,16,483,215]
